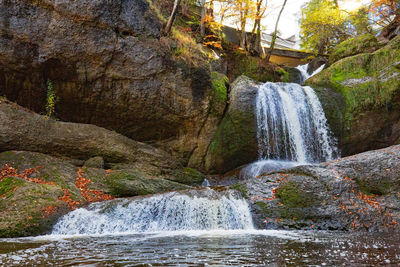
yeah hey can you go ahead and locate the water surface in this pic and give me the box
[1,230,399,266]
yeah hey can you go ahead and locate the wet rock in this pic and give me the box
[307,35,400,156]
[204,76,258,173]
[245,145,400,232]
[307,57,327,74]
[105,169,189,197]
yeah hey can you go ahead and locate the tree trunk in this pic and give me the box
[266,0,287,62]
[200,0,206,37]
[239,3,249,50]
[165,0,182,35]
[378,13,400,42]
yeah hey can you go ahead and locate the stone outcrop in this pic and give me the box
[307,35,400,156]
[0,99,180,174]
[244,145,400,232]
[0,0,226,167]
[328,34,382,65]
[0,150,197,237]
[204,76,258,174]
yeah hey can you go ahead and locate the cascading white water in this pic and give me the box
[256,82,337,163]
[241,64,338,178]
[52,188,254,235]
[296,63,326,83]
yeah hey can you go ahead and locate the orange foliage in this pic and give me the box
[0,164,54,185]
[41,206,57,218]
[58,189,80,210]
[75,168,114,202]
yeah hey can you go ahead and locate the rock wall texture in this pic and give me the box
[0,0,225,168]
[307,35,400,156]
[204,76,258,174]
[245,145,400,232]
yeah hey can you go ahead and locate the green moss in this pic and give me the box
[167,168,205,185]
[105,170,188,197]
[307,35,400,140]
[230,183,248,198]
[329,34,381,64]
[277,67,290,82]
[206,109,257,172]
[211,72,228,102]
[276,181,314,208]
[226,50,283,82]
[357,178,396,196]
[0,177,26,196]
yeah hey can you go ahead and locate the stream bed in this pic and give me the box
[1,230,399,266]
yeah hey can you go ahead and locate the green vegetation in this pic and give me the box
[167,167,205,185]
[230,183,248,198]
[329,34,381,64]
[300,0,375,55]
[307,35,400,132]
[0,177,26,197]
[276,181,314,208]
[105,170,188,197]
[45,79,56,119]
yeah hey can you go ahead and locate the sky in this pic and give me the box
[264,0,372,39]
[216,0,372,41]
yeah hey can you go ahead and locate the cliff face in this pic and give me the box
[0,0,224,167]
[307,35,400,156]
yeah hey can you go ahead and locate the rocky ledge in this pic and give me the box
[0,99,204,237]
[242,145,400,232]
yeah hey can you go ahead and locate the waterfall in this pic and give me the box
[256,82,337,163]
[241,70,338,178]
[52,188,254,235]
[296,63,326,83]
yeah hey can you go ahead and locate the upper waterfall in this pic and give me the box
[256,82,338,163]
[296,63,326,83]
[52,188,254,235]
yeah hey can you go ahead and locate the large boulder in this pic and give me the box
[0,150,198,237]
[0,98,180,174]
[205,76,258,173]
[0,0,224,167]
[307,35,400,156]
[244,145,400,232]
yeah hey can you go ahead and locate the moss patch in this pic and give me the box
[307,35,400,142]
[276,181,314,208]
[230,183,248,198]
[329,34,381,64]
[225,49,286,82]
[167,168,205,186]
[105,169,189,197]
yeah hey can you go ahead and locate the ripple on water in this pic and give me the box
[0,230,399,266]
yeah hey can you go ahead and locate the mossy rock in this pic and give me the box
[229,182,248,198]
[329,34,382,64]
[105,169,189,197]
[307,35,400,155]
[205,76,258,173]
[276,181,315,208]
[226,49,286,82]
[167,167,205,186]
[0,177,68,238]
[0,151,81,199]
[83,156,104,169]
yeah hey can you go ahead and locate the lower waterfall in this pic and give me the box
[256,82,337,163]
[52,188,254,235]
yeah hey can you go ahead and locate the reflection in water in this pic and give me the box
[1,231,399,266]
